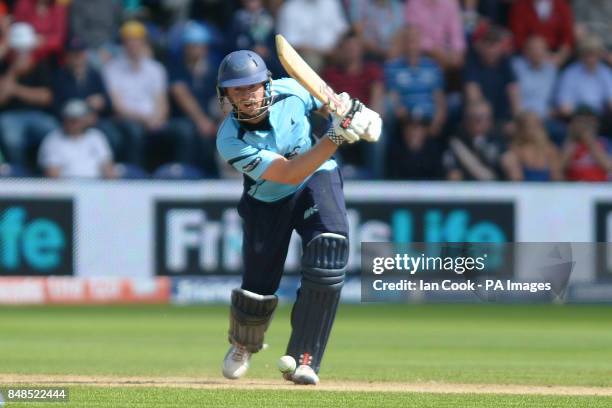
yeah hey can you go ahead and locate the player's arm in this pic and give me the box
[44,166,61,178]
[262,137,338,185]
[218,120,350,186]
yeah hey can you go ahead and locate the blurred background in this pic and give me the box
[0,0,609,181]
[0,0,611,305]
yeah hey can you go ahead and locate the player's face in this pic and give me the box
[226,83,266,118]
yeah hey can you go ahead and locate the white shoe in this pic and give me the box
[292,364,319,385]
[222,344,251,379]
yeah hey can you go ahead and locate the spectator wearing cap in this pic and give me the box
[38,99,115,178]
[103,21,194,169]
[276,0,348,72]
[509,0,574,67]
[384,26,446,137]
[386,114,444,180]
[347,0,404,60]
[561,107,612,181]
[13,0,68,62]
[443,100,521,181]
[464,24,520,123]
[168,22,219,177]
[573,0,612,66]
[0,22,58,168]
[230,0,284,77]
[404,0,466,69]
[53,37,120,156]
[556,35,612,120]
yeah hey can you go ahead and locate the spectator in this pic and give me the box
[169,22,219,177]
[38,99,115,179]
[443,100,521,180]
[387,115,444,179]
[384,26,446,136]
[322,30,384,171]
[230,0,284,77]
[347,0,404,60]
[0,23,57,167]
[510,112,562,181]
[103,21,194,168]
[69,0,122,68]
[573,0,612,65]
[561,107,612,181]
[512,35,566,144]
[323,31,384,115]
[13,0,68,62]
[53,37,120,155]
[404,0,466,69]
[512,36,557,120]
[277,0,348,72]
[556,35,612,119]
[464,25,520,122]
[509,0,574,66]
[54,37,109,116]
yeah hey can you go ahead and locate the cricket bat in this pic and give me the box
[275,34,350,117]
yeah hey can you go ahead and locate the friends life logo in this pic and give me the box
[154,200,514,276]
[0,199,74,275]
[346,201,514,272]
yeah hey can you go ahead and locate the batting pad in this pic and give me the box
[286,233,348,372]
[229,289,278,353]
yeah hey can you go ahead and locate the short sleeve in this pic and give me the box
[90,130,113,163]
[102,61,119,93]
[556,68,575,108]
[38,134,62,169]
[153,63,168,94]
[602,67,612,104]
[217,135,282,180]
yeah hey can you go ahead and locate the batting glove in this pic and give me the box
[336,92,382,143]
[327,116,358,145]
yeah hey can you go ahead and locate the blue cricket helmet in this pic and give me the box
[217,50,270,88]
[217,50,272,121]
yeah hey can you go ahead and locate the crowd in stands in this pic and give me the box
[0,0,610,182]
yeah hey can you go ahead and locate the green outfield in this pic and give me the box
[1,304,611,407]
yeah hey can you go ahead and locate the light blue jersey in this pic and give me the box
[217,78,337,202]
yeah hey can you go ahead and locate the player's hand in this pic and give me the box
[330,115,359,145]
[336,93,382,143]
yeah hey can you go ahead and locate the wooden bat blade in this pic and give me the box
[275,34,348,116]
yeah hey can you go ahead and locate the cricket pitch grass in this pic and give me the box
[1,304,611,407]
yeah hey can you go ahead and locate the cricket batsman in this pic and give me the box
[216,50,381,385]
